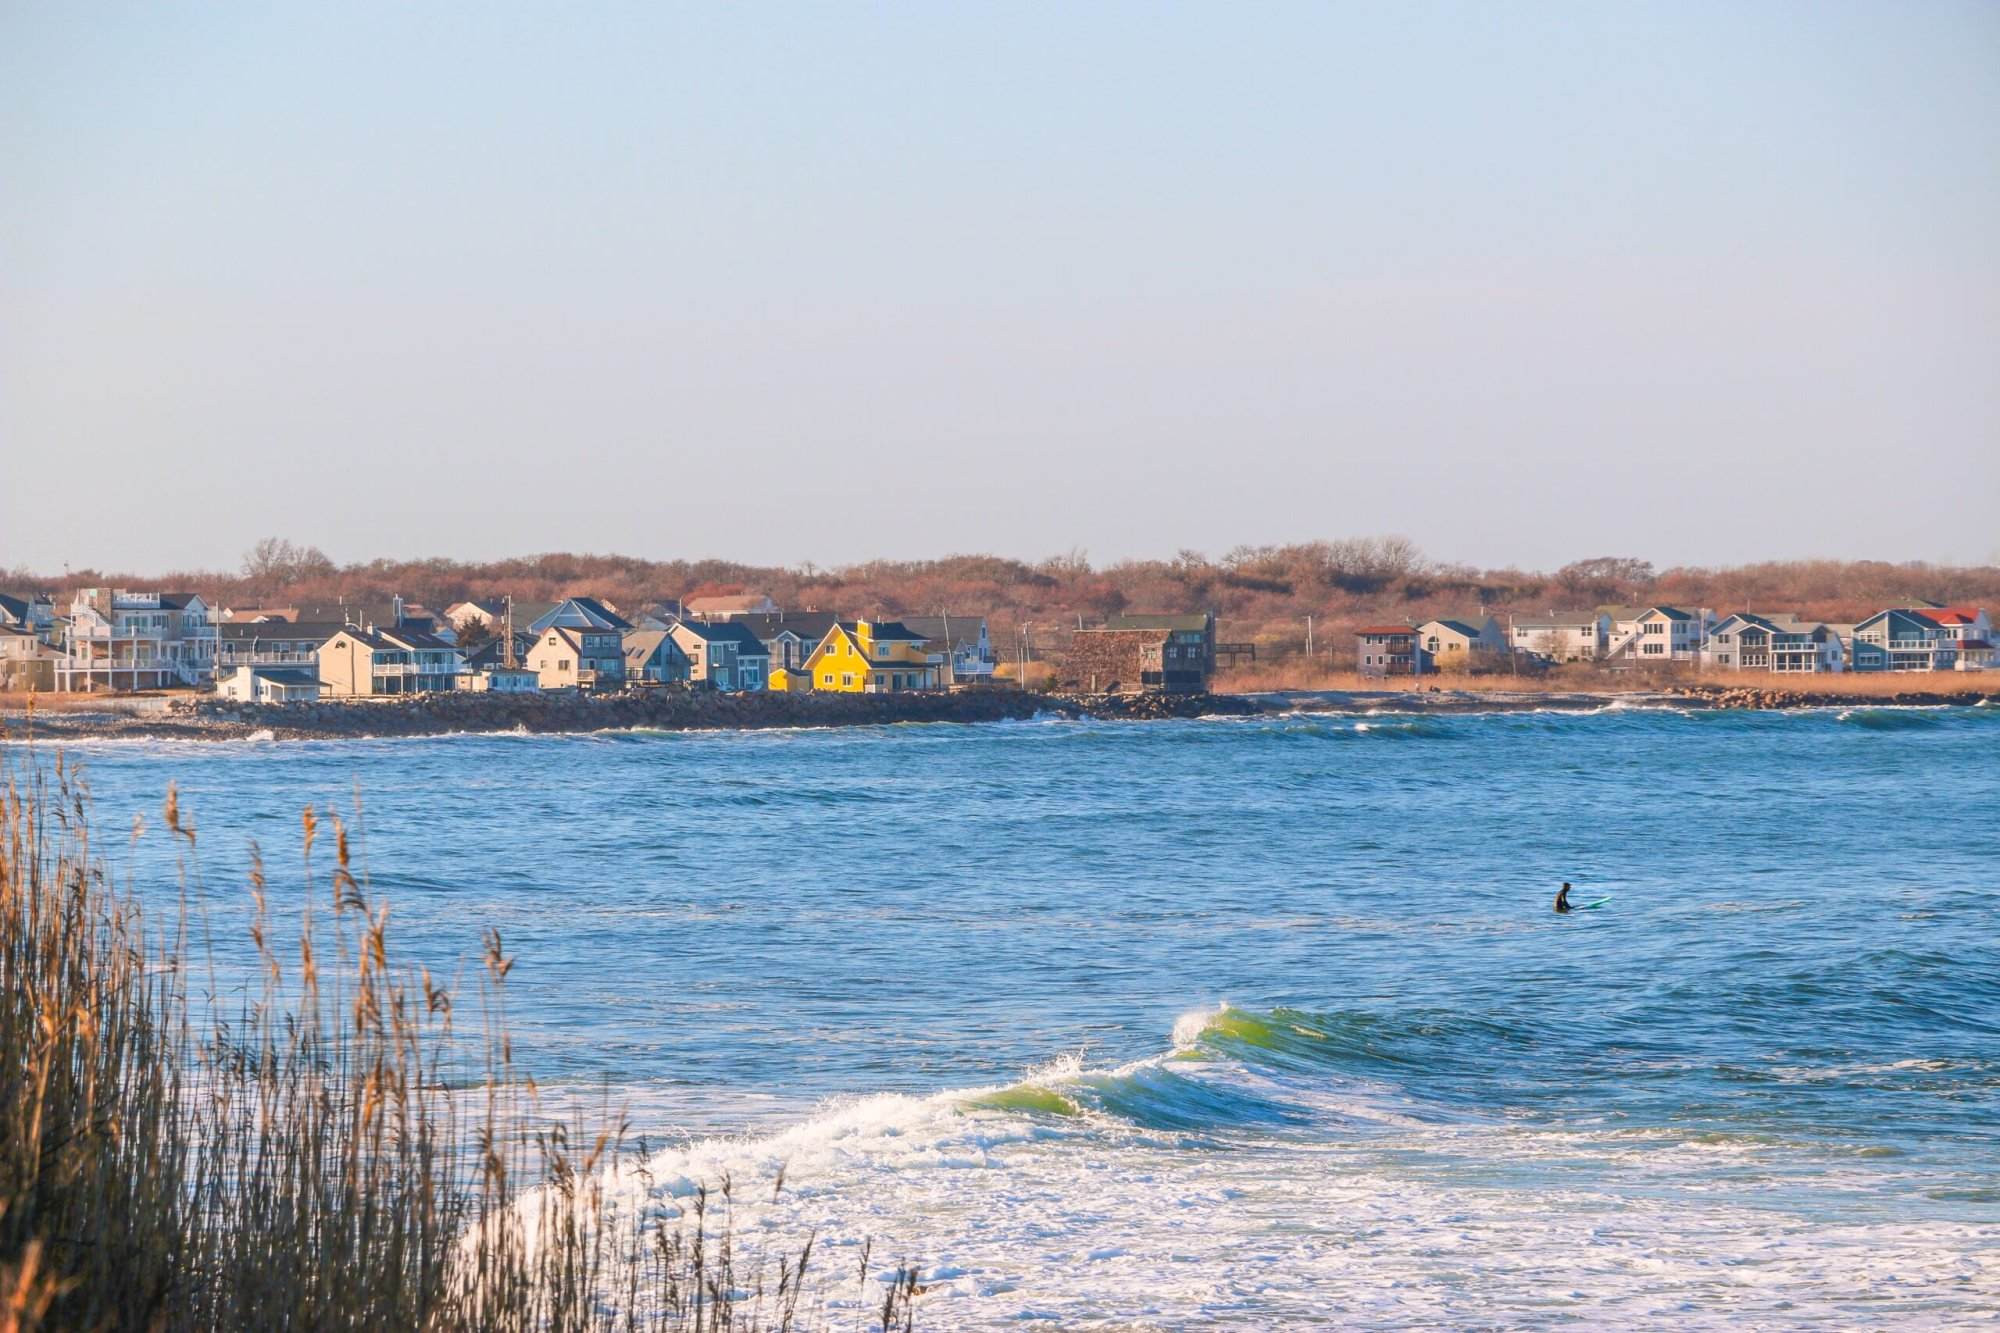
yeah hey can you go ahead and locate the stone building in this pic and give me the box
[1061,614,1214,694]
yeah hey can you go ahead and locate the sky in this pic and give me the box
[3,1,1997,576]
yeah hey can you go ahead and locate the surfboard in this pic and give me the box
[1579,895,1613,910]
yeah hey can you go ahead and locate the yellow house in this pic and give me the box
[804,621,941,693]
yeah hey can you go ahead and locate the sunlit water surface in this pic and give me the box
[30,704,2000,1327]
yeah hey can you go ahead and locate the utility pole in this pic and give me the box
[1305,615,1314,658]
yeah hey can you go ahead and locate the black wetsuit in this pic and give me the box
[1554,885,1574,914]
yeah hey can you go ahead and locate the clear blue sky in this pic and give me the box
[3,1,1996,574]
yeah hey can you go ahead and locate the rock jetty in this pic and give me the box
[1666,683,1995,710]
[4,687,1270,743]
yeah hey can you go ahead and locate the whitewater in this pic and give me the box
[35,706,2000,1327]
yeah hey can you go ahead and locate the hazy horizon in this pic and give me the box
[5,2,1997,574]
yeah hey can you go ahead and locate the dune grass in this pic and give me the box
[0,751,916,1331]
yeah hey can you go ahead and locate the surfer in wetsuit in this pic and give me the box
[1554,882,1574,914]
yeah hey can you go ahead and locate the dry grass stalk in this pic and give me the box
[0,752,919,1331]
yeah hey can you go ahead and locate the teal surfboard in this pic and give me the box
[1578,895,1612,910]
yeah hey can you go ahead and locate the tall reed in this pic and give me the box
[0,751,916,1331]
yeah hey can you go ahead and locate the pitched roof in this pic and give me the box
[1355,624,1418,635]
[528,598,630,634]
[1858,608,1941,631]
[374,626,457,651]
[706,621,770,654]
[732,611,841,644]
[622,628,687,668]
[899,615,988,647]
[667,618,727,643]
[296,602,441,630]
[248,668,319,687]
[842,620,927,642]
[463,634,533,669]
[0,593,34,622]
[1418,618,1490,638]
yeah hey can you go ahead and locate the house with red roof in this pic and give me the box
[1904,606,1993,671]
[1355,625,1431,677]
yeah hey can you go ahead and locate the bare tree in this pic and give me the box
[242,538,335,590]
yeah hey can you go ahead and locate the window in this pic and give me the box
[841,673,854,687]
[560,660,571,671]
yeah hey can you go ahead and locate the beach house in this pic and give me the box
[526,597,630,636]
[1508,612,1608,662]
[1354,625,1430,677]
[316,626,466,696]
[0,593,56,640]
[218,621,345,673]
[57,589,219,691]
[1416,617,1506,671]
[665,618,770,691]
[733,611,841,675]
[804,621,939,693]
[622,629,693,684]
[216,665,323,703]
[1701,614,1847,673]
[1603,607,1710,666]
[1850,610,1960,672]
[1912,607,1993,670]
[902,615,997,685]
[528,623,626,690]
[0,626,60,691]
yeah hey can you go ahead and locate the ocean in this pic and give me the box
[30,704,2000,1327]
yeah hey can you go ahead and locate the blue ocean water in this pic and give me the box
[26,705,2000,1326]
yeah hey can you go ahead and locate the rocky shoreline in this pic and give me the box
[1663,683,1996,710]
[0,686,1264,743]
[1,680,1988,743]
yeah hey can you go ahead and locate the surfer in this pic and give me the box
[1554,882,1574,914]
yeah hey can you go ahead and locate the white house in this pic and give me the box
[1603,606,1712,666]
[57,589,218,691]
[1916,607,1993,670]
[217,665,322,703]
[1509,611,1609,662]
[462,665,541,693]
